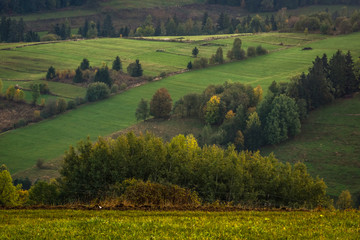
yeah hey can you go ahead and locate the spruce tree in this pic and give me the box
[192,47,199,57]
[80,58,90,70]
[112,56,122,71]
[46,66,56,80]
[135,98,149,121]
[73,67,83,83]
[344,51,358,94]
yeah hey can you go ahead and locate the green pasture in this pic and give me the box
[0,32,359,178]
[0,210,359,239]
[262,94,360,197]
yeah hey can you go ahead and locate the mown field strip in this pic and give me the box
[0,210,359,239]
[0,33,359,174]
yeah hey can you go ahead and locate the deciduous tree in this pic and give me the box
[150,88,172,119]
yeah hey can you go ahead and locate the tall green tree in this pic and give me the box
[46,66,56,80]
[227,38,246,60]
[127,59,143,77]
[94,65,112,87]
[0,168,23,207]
[80,58,90,70]
[112,56,122,71]
[244,112,262,150]
[192,47,199,57]
[73,67,83,83]
[30,84,40,105]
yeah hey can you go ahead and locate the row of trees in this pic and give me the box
[0,0,98,14]
[207,0,360,12]
[0,17,39,43]
[58,133,331,208]
[139,50,359,151]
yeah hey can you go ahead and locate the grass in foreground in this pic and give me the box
[0,210,359,239]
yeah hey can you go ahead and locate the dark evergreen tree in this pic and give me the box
[80,58,90,70]
[344,51,359,94]
[73,67,83,83]
[187,61,193,70]
[102,15,115,37]
[94,65,112,87]
[112,56,122,71]
[127,59,143,77]
[25,31,40,42]
[135,98,149,121]
[329,50,347,98]
[46,66,56,80]
[192,47,199,57]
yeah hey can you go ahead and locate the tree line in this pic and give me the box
[0,0,98,14]
[138,49,359,151]
[0,17,39,42]
[207,0,360,12]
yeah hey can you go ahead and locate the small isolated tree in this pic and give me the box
[150,88,172,119]
[73,67,83,83]
[80,58,90,70]
[112,56,122,71]
[127,59,143,77]
[247,46,256,57]
[94,65,112,87]
[5,85,16,100]
[210,47,224,64]
[227,38,246,60]
[86,82,110,102]
[135,98,149,121]
[256,45,268,55]
[187,61,193,70]
[14,89,25,102]
[30,84,40,105]
[193,57,208,69]
[337,190,353,210]
[46,66,56,80]
[192,47,199,57]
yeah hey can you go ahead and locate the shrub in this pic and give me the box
[13,119,26,128]
[111,84,119,93]
[67,100,76,110]
[127,60,143,77]
[119,179,200,206]
[5,85,15,100]
[86,82,110,102]
[40,34,60,42]
[256,45,268,55]
[33,110,41,120]
[193,57,208,69]
[41,99,58,118]
[39,83,50,94]
[247,46,256,57]
[28,181,60,205]
[119,83,127,91]
[36,159,45,169]
[57,98,67,113]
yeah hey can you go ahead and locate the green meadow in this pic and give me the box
[0,32,359,186]
[0,210,359,239]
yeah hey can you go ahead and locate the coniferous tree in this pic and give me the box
[329,50,346,98]
[112,56,122,71]
[80,58,90,70]
[344,51,358,94]
[127,59,143,77]
[94,65,112,87]
[46,66,56,80]
[192,47,199,57]
[187,61,193,70]
[135,98,149,121]
[73,67,83,83]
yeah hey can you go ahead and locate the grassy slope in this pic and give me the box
[1,210,359,239]
[0,32,359,180]
[261,94,360,197]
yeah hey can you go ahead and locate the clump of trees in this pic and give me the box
[150,88,172,119]
[0,17,39,43]
[58,133,332,208]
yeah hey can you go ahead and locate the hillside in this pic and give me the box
[1,32,359,177]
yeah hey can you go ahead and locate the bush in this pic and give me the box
[39,83,50,94]
[41,99,58,118]
[40,34,60,42]
[57,98,67,113]
[127,60,143,77]
[13,119,27,128]
[119,83,127,91]
[119,179,200,206]
[67,100,76,110]
[28,181,60,205]
[193,57,208,69]
[86,82,110,102]
[256,45,268,55]
[111,84,119,93]
[5,85,15,100]
[247,46,256,57]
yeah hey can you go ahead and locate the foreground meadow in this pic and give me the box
[0,210,359,239]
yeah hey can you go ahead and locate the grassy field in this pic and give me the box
[261,94,360,197]
[0,210,359,239]
[0,32,359,188]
